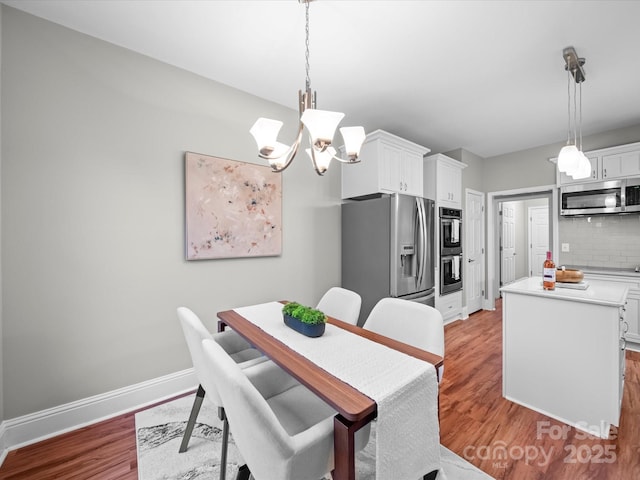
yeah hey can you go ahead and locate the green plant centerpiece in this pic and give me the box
[282,302,327,338]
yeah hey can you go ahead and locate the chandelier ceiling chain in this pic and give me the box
[304,0,311,92]
[249,0,366,176]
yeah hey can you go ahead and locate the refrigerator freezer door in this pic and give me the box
[399,289,436,308]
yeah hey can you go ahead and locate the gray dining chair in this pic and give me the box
[176,307,264,480]
[315,286,362,325]
[201,337,371,480]
[363,297,445,381]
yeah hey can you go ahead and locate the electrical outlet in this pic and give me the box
[562,243,570,253]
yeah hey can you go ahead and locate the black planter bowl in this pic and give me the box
[283,313,326,338]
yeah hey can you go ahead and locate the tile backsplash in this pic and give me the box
[559,214,640,269]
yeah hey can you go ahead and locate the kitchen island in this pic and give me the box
[500,276,629,438]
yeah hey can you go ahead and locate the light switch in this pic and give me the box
[561,243,570,252]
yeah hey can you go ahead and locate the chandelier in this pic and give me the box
[249,0,365,176]
[557,46,590,180]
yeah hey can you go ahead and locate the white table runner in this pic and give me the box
[234,301,441,480]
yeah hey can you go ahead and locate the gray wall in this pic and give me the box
[482,124,640,193]
[1,7,341,420]
[445,148,485,194]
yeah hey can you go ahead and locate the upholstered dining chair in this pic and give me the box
[315,286,362,325]
[176,307,264,480]
[201,338,371,480]
[362,297,445,381]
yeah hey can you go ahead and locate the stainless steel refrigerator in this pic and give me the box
[342,193,435,326]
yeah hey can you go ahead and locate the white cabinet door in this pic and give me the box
[443,162,462,207]
[602,151,640,179]
[380,142,403,193]
[403,150,424,197]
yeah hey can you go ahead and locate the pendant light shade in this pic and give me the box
[557,144,579,173]
[572,151,591,180]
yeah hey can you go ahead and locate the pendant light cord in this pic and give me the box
[566,64,572,145]
[578,81,583,151]
[573,69,578,147]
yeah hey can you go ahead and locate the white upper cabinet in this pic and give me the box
[601,150,640,180]
[555,142,640,186]
[341,130,430,199]
[424,153,467,209]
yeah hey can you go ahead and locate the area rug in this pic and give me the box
[136,393,494,480]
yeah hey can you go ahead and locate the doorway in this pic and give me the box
[487,186,559,309]
[499,198,550,287]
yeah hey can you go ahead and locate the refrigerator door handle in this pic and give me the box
[416,197,427,288]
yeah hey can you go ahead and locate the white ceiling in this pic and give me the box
[4,0,640,158]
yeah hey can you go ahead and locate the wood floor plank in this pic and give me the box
[1,301,639,479]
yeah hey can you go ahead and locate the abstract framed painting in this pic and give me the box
[184,152,282,260]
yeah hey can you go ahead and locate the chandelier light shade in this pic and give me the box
[249,0,365,176]
[300,109,345,151]
[557,46,589,180]
[340,126,367,160]
[249,118,285,156]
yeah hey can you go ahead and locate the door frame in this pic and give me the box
[486,185,558,310]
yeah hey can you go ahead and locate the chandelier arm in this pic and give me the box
[328,153,362,164]
[308,139,327,176]
[257,120,305,172]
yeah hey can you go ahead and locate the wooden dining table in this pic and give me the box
[217,303,443,480]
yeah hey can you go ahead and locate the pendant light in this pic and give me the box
[249,0,365,176]
[557,46,589,180]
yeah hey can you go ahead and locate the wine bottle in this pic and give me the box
[543,251,556,290]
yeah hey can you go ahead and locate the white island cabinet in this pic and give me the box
[500,277,628,439]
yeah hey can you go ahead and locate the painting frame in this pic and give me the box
[184,152,282,260]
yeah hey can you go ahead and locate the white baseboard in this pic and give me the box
[0,368,197,466]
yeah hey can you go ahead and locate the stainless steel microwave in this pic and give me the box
[560,178,640,216]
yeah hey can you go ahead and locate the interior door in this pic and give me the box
[501,202,516,286]
[465,189,485,314]
[528,206,549,277]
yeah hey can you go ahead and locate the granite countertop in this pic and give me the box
[500,276,629,307]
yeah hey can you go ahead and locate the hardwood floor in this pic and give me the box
[1,301,639,479]
[439,300,640,480]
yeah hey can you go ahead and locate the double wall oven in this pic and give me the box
[440,207,463,295]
